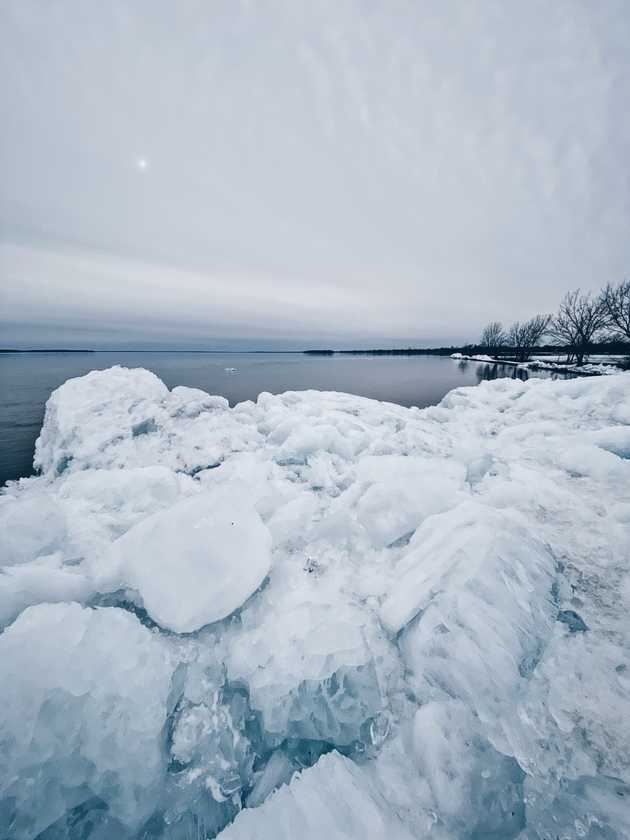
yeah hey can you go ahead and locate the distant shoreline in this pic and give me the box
[304,344,629,356]
[0,349,96,354]
[1,344,627,356]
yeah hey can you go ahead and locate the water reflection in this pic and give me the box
[475,362,572,383]
[476,362,529,382]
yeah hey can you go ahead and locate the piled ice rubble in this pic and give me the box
[1,365,630,840]
[0,602,173,839]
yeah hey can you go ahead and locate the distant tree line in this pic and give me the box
[479,280,630,365]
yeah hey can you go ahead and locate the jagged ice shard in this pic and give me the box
[1,366,629,839]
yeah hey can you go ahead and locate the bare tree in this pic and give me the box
[601,280,630,342]
[479,321,506,354]
[506,315,551,363]
[549,290,608,365]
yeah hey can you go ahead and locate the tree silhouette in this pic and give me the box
[550,290,608,365]
[506,315,550,363]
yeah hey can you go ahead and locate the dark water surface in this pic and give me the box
[0,351,568,485]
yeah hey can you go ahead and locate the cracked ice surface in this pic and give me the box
[1,365,630,840]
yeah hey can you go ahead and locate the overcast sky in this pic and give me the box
[1,1,629,349]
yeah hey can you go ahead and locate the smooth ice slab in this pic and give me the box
[220,751,416,840]
[108,493,272,633]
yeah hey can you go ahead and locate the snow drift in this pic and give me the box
[1,366,629,840]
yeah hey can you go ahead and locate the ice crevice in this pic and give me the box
[0,366,629,839]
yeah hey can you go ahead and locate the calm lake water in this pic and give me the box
[0,351,569,485]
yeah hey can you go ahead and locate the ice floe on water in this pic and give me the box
[1,365,630,839]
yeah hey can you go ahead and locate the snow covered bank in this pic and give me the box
[1,366,630,840]
[450,351,626,376]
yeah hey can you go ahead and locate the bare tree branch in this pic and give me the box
[602,281,630,342]
[549,290,608,365]
[479,321,506,353]
[506,315,550,363]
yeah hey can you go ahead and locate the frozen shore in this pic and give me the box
[450,351,625,376]
[1,366,629,840]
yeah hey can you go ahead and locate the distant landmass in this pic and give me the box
[1,342,626,356]
[304,341,628,357]
[0,348,96,353]
[304,347,456,356]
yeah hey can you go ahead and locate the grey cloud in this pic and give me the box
[1,1,629,348]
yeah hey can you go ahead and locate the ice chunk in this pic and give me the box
[219,751,417,840]
[164,683,256,837]
[227,599,397,748]
[169,385,229,418]
[58,465,180,513]
[354,455,464,547]
[33,367,240,478]
[275,421,362,463]
[246,750,297,808]
[0,554,93,630]
[412,701,525,838]
[507,633,630,798]
[0,603,173,839]
[0,494,67,566]
[34,366,169,476]
[386,503,555,751]
[519,774,630,840]
[380,502,553,638]
[56,465,182,557]
[107,493,272,633]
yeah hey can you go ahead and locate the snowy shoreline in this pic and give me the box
[1,366,629,839]
[450,353,622,376]
[450,351,625,376]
